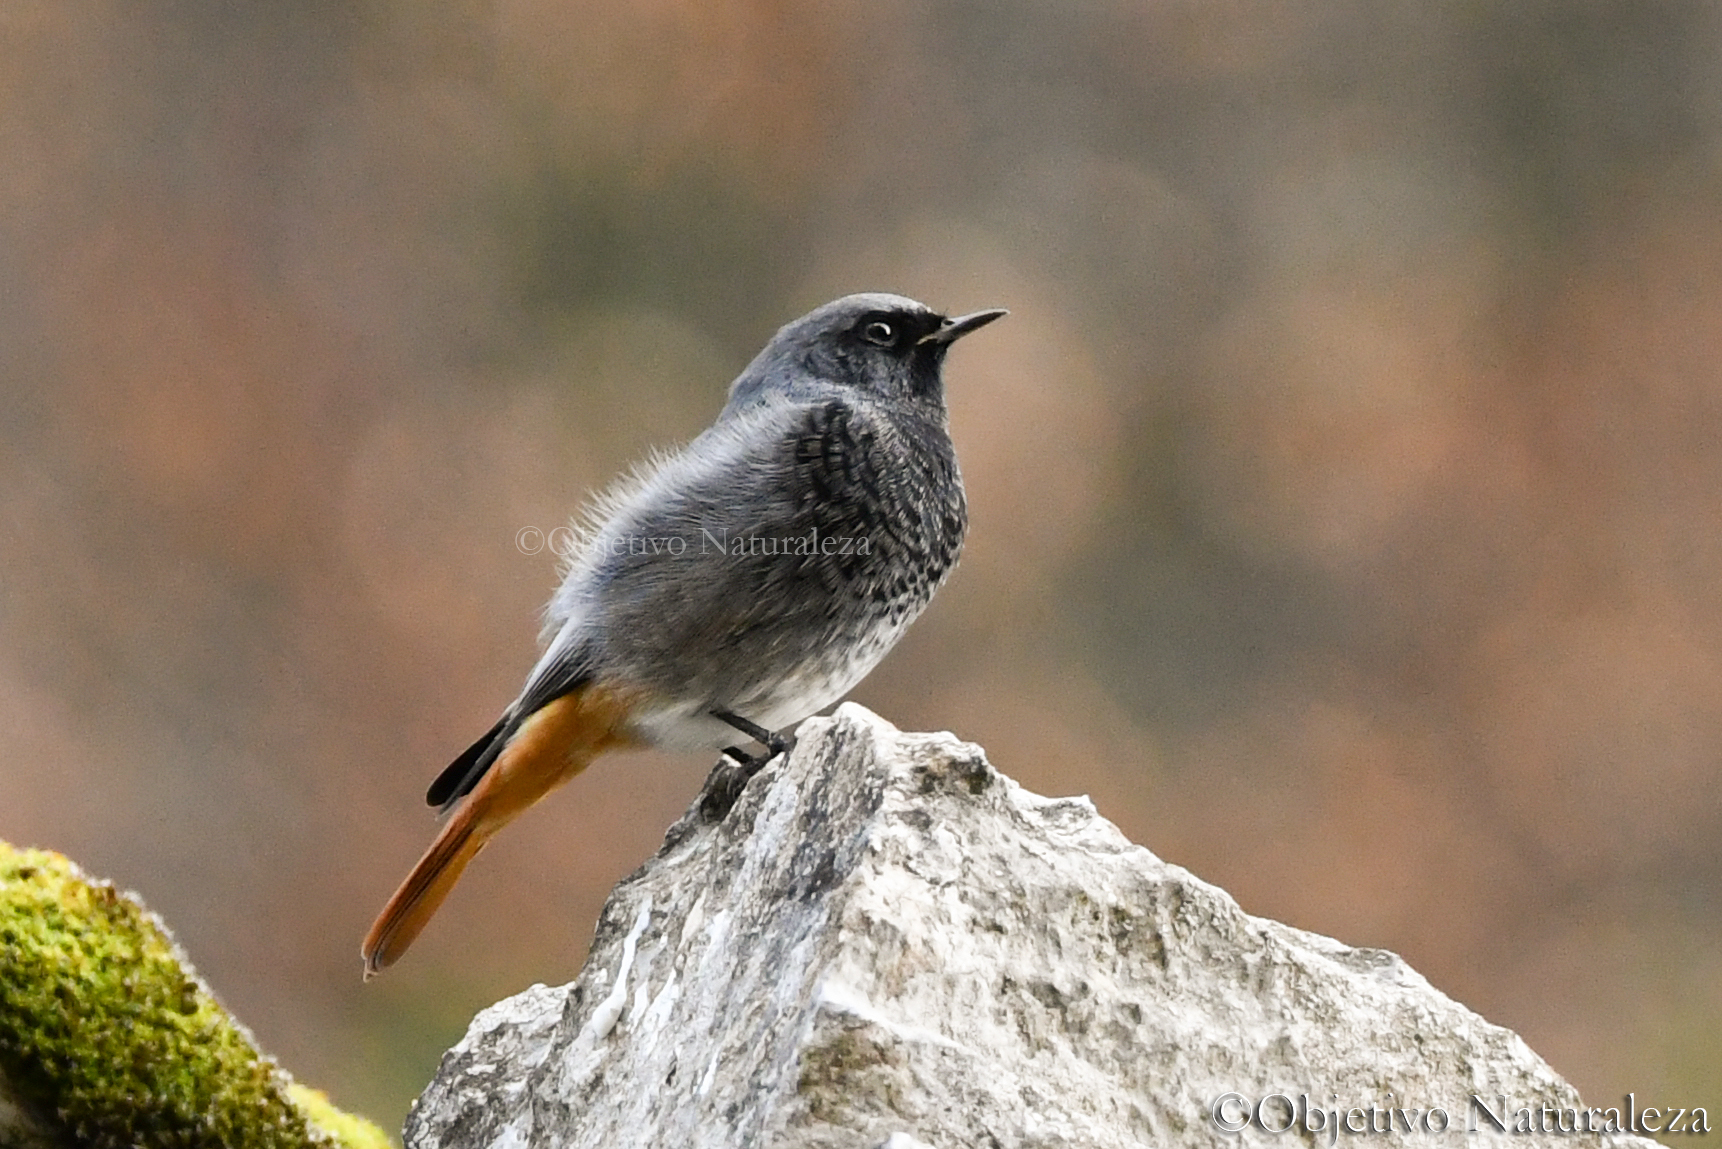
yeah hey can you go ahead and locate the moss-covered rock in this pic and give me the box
[0,843,392,1149]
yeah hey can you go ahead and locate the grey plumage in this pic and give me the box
[378,292,1002,974]
[430,292,1002,802]
[540,292,998,749]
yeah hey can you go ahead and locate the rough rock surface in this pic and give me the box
[406,704,1658,1149]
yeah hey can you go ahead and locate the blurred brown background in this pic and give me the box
[3,0,1719,1132]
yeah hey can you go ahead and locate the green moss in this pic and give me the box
[0,843,393,1149]
[287,1085,393,1149]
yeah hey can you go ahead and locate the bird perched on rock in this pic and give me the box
[361,292,1005,976]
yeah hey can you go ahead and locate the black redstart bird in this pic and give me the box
[361,292,1005,976]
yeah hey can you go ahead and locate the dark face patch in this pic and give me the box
[823,307,951,403]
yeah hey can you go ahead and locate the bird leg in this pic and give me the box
[711,709,792,775]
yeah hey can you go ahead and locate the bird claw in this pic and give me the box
[712,710,793,767]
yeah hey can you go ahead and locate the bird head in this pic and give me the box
[725,293,1006,412]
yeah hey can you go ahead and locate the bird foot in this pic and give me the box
[711,709,793,772]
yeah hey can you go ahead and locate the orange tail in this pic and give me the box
[361,685,641,978]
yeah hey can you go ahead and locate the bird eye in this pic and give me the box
[861,320,895,346]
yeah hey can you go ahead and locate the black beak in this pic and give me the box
[919,308,1009,346]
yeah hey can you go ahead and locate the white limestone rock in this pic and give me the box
[405,704,1661,1149]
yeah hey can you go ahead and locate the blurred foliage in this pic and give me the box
[2,0,1719,1132]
